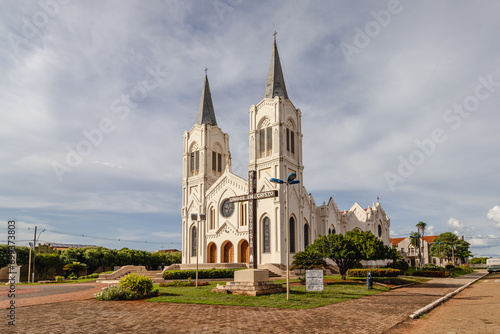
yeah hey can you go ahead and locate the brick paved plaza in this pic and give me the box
[1,271,494,333]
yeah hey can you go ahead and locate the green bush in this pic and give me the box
[385,260,409,271]
[119,274,153,296]
[67,272,78,280]
[55,276,65,283]
[94,285,144,301]
[87,273,100,279]
[455,265,474,274]
[159,280,210,287]
[347,268,402,277]
[423,264,444,271]
[445,264,455,270]
[163,268,242,280]
[411,270,452,277]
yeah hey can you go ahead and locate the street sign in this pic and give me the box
[228,190,278,203]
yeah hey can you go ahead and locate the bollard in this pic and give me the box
[366,271,373,289]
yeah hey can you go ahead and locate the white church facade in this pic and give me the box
[181,39,391,268]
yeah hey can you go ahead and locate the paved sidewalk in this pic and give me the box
[1,272,486,333]
[391,271,500,334]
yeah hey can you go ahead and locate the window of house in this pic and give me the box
[289,217,295,253]
[240,203,247,226]
[304,224,309,248]
[191,226,197,256]
[209,207,215,230]
[263,217,270,253]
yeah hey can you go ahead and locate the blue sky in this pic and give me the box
[1,0,499,256]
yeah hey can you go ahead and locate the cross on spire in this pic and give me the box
[273,31,277,41]
[204,67,208,76]
[377,196,380,203]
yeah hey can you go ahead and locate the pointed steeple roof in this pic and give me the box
[264,40,289,99]
[196,73,217,126]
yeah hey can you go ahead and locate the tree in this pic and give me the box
[416,221,427,268]
[35,253,63,279]
[410,231,422,269]
[292,245,326,270]
[429,232,471,263]
[469,257,488,264]
[310,230,393,280]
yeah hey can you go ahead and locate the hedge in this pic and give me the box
[347,268,402,277]
[411,270,452,277]
[163,268,242,280]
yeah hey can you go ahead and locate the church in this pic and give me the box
[181,39,391,268]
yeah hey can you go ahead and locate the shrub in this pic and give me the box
[455,265,474,274]
[87,273,100,279]
[347,268,402,278]
[445,264,455,270]
[423,264,444,271]
[411,270,452,277]
[119,274,153,296]
[67,272,78,280]
[55,276,65,283]
[385,260,409,271]
[163,268,242,280]
[159,280,209,287]
[94,285,143,301]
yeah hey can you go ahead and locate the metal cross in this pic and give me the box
[273,31,277,41]
[204,67,208,76]
[377,196,380,203]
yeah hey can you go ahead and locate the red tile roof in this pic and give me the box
[390,235,439,246]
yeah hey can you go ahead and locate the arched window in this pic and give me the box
[189,143,200,176]
[304,223,310,248]
[263,217,271,253]
[378,224,382,238]
[258,118,272,157]
[240,203,247,226]
[329,225,335,235]
[289,217,296,253]
[209,206,215,230]
[191,226,197,257]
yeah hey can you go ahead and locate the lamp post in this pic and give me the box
[435,242,443,266]
[191,213,206,288]
[270,172,300,301]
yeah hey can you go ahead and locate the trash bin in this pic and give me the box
[366,271,373,289]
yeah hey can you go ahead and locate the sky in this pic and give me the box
[1,0,499,257]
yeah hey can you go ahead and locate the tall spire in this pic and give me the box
[264,37,289,99]
[196,69,217,126]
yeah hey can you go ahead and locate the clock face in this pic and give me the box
[220,199,234,218]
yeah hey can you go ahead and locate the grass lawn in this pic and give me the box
[147,275,390,309]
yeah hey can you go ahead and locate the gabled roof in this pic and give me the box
[196,74,217,126]
[390,235,440,246]
[264,40,289,99]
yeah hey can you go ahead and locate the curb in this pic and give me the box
[409,272,489,319]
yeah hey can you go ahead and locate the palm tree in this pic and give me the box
[410,231,421,269]
[416,221,427,268]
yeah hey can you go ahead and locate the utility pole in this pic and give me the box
[32,226,37,283]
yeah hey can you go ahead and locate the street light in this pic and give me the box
[270,172,300,301]
[191,212,206,288]
[434,242,443,266]
[30,227,45,283]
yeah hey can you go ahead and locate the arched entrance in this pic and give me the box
[207,242,217,263]
[221,241,234,263]
[238,240,249,263]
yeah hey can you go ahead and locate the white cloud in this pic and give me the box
[487,205,500,228]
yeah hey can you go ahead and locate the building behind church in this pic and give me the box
[181,39,391,269]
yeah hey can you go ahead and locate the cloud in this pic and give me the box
[467,234,498,248]
[487,205,500,228]
[448,217,475,236]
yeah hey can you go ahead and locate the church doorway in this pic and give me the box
[221,241,234,263]
[207,242,217,263]
[238,239,249,263]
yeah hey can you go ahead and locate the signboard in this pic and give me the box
[306,270,324,292]
[228,190,278,203]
